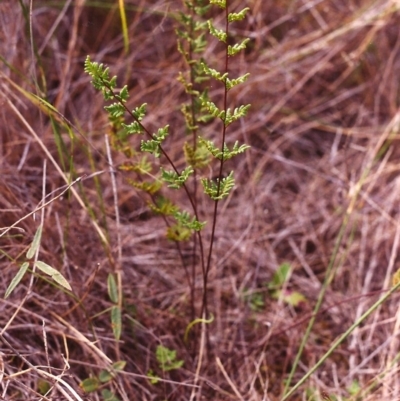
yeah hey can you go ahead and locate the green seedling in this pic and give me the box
[5,225,71,299]
[80,360,126,401]
[267,262,307,307]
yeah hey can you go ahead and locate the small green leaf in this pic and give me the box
[271,289,307,307]
[141,140,161,157]
[130,179,162,195]
[105,102,125,117]
[27,225,42,259]
[347,380,361,395]
[201,171,235,200]
[5,262,29,299]
[99,361,126,383]
[248,292,264,312]
[101,389,121,401]
[198,138,250,161]
[147,196,178,216]
[156,345,184,371]
[184,141,210,168]
[173,210,206,231]
[147,369,160,385]
[160,166,193,189]
[228,39,251,56]
[121,121,142,135]
[201,62,228,82]
[37,379,51,395]
[119,85,129,101]
[107,274,118,303]
[84,56,117,99]
[35,261,72,291]
[207,21,227,42]
[80,377,99,393]
[132,103,147,120]
[166,224,192,242]
[111,305,122,341]
[225,73,250,89]
[228,8,250,22]
[112,360,126,371]
[210,0,226,8]
[98,369,113,383]
[268,262,291,289]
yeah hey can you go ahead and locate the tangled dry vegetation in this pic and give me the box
[2,0,400,400]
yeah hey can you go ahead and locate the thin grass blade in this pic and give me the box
[5,262,29,299]
[35,260,72,291]
[26,225,42,259]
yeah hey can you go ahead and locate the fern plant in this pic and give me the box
[84,0,251,333]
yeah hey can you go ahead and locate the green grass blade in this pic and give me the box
[111,305,122,341]
[26,225,43,259]
[107,273,118,303]
[5,262,29,299]
[118,0,129,54]
[282,279,400,400]
[35,261,72,291]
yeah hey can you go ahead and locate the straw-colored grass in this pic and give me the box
[2,1,400,400]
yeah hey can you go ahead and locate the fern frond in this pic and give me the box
[201,171,235,200]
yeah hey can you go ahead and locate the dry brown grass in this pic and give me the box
[2,0,400,400]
